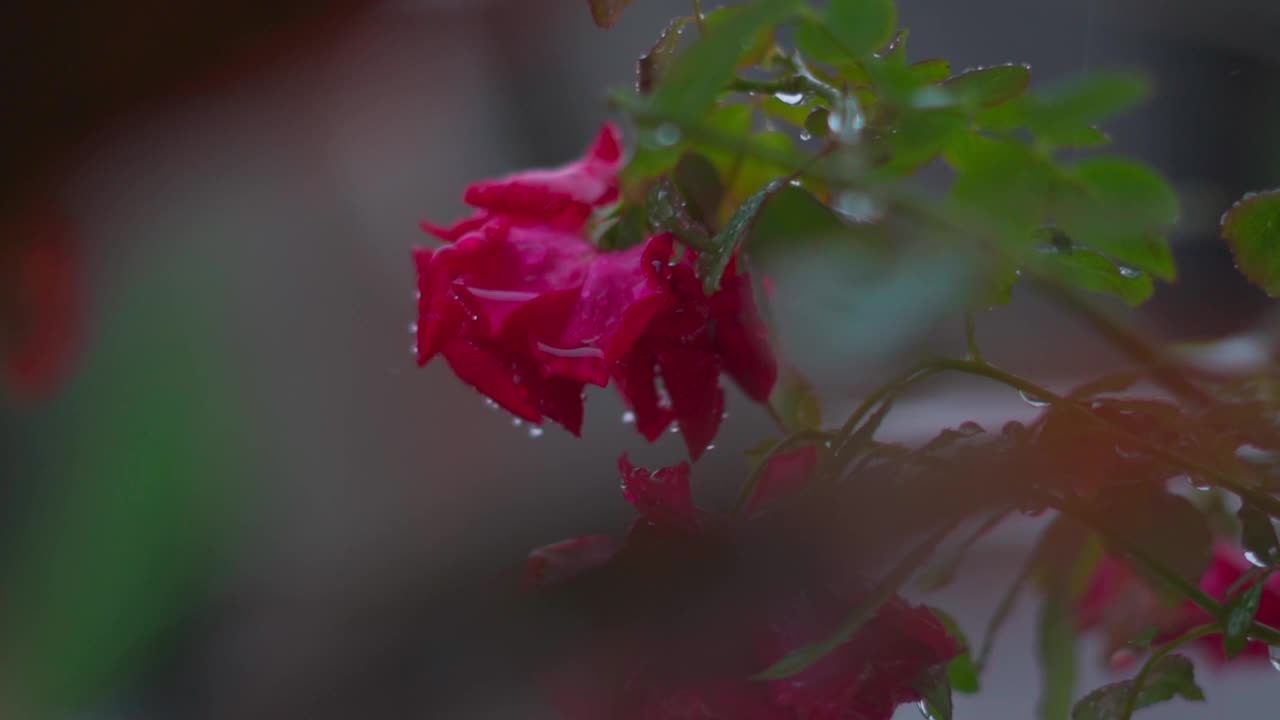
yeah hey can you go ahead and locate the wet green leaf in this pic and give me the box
[698,178,790,293]
[1238,502,1280,568]
[1220,189,1280,296]
[637,16,690,94]
[674,152,724,229]
[1035,246,1154,306]
[1070,654,1204,720]
[648,0,799,122]
[825,0,897,59]
[929,606,980,694]
[1059,157,1178,281]
[1027,71,1149,141]
[914,665,954,720]
[946,133,1056,246]
[881,108,967,175]
[943,63,1030,108]
[1222,576,1267,658]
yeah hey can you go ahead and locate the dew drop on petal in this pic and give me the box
[1018,390,1051,408]
[528,426,544,439]
[622,410,636,424]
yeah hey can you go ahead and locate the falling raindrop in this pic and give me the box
[622,410,636,424]
[774,91,805,105]
[528,426,545,439]
[654,123,682,147]
[1018,389,1051,407]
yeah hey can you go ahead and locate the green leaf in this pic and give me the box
[1070,654,1205,720]
[1026,71,1149,141]
[770,368,823,431]
[1038,593,1077,720]
[909,58,952,84]
[825,0,897,59]
[697,178,790,293]
[637,16,690,94]
[793,16,848,64]
[942,63,1031,108]
[597,203,648,251]
[929,606,980,694]
[880,108,967,175]
[1238,502,1280,568]
[1222,575,1268,658]
[648,0,798,122]
[914,665,955,720]
[1128,627,1159,650]
[1220,189,1280,296]
[620,142,684,202]
[762,95,816,126]
[702,5,776,68]
[1034,246,1154,306]
[674,152,724,229]
[946,133,1057,246]
[1059,158,1179,281]
[1044,125,1111,149]
[586,0,637,28]
[646,177,712,250]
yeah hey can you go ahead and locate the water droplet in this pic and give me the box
[1018,389,1051,407]
[1184,475,1212,492]
[512,417,523,427]
[528,426,544,438]
[1245,550,1269,568]
[1269,645,1280,672]
[407,322,418,334]
[654,123,682,147]
[799,129,812,141]
[409,342,417,355]
[483,398,499,410]
[911,86,951,108]
[721,411,730,420]
[833,191,879,222]
[622,410,636,424]
[1117,266,1143,279]
[958,420,984,435]
[706,444,716,451]
[916,700,939,720]
[669,425,681,434]
[774,91,804,105]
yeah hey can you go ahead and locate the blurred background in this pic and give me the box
[2,0,1279,717]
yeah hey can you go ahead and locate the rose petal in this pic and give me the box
[618,454,697,532]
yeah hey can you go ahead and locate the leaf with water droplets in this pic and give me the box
[1034,245,1154,306]
[1239,502,1280,570]
[1070,653,1204,720]
[929,606,980,694]
[945,133,1056,247]
[942,64,1030,108]
[697,178,789,294]
[646,0,800,123]
[1058,157,1178,282]
[637,16,690,94]
[913,664,954,720]
[1222,574,1268,658]
[1221,189,1280,297]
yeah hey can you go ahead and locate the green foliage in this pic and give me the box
[1070,654,1204,720]
[824,0,897,59]
[1222,575,1268,658]
[1221,189,1280,296]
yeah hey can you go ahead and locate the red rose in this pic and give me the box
[1077,542,1280,667]
[524,450,959,719]
[413,124,775,457]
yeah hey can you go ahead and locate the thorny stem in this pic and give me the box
[1118,624,1217,720]
[935,357,1280,519]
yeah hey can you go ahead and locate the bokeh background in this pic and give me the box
[2,0,1279,717]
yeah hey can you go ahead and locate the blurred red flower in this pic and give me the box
[1077,542,1280,667]
[413,124,775,457]
[524,450,959,719]
[1,207,78,400]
